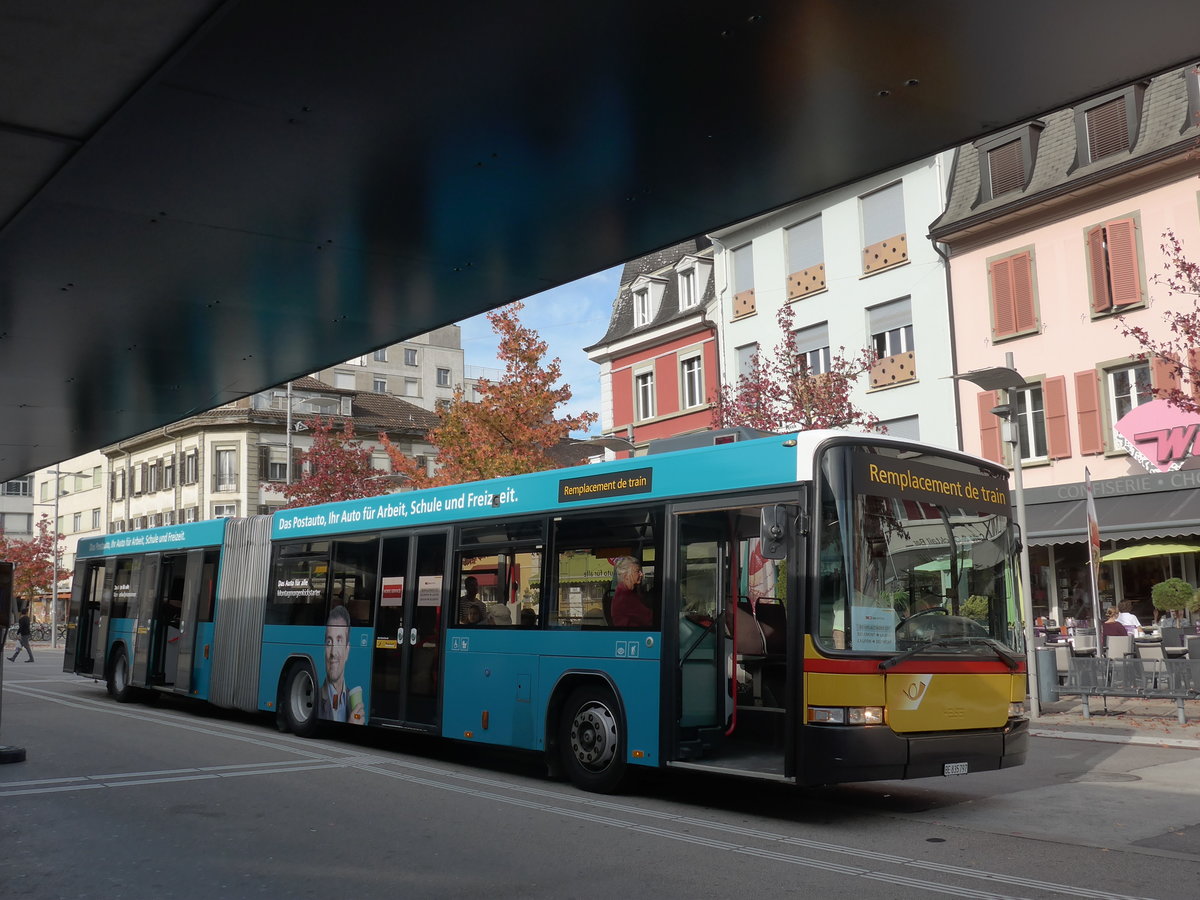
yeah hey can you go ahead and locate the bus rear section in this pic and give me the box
[63,519,269,708]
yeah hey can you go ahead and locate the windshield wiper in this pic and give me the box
[879,637,1020,671]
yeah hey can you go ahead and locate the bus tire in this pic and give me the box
[558,683,628,794]
[107,647,135,703]
[282,663,320,738]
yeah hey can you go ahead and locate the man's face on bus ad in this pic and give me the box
[325,621,349,687]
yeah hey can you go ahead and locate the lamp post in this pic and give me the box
[952,351,1040,718]
[42,468,87,650]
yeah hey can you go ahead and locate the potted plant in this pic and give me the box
[1151,578,1193,626]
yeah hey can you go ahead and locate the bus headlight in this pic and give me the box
[1008,702,1027,719]
[808,706,884,725]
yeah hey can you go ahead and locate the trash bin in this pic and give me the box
[1035,646,1058,704]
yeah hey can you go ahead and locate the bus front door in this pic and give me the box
[371,531,446,730]
[63,559,106,676]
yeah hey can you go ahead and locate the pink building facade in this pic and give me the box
[932,62,1200,627]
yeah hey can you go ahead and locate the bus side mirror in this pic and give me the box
[760,506,791,560]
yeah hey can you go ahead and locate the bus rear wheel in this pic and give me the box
[107,647,135,703]
[283,664,319,738]
[559,684,628,793]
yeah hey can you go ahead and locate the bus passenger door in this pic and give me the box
[64,560,106,675]
[169,549,208,693]
[130,554,161,689]
[371,531,447,730]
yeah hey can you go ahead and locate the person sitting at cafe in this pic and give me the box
[1115,601,1140,636]
[1101,607,1127,638]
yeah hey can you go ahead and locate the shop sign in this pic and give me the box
[1114,398,1200,474]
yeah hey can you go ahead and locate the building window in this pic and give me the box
[403,378,420,397]
[1014,386,1048,462]
[183,507,198,523]
[111,469,126,500]
[373,377,387,393]
[678,269,698,309]
[437,367,451,387]
[183,450,199,485]
[785,216,825,299]
[1086,217,1143,312]
[635,370,656,421]
[269,460,288,481]
[1109,362,1153,423]
[975,123,1044,200]
[861,182,906,274]
[1,477,31,496]
[1,513,32,535]
[213,503,238,519]
[792,323,831,375]
[213,448,238,492]
[72,512,82,533]
[988,250,1038,338]
[735,343,758,380]
[373,348,388,362]
[334,370,355,389]
[868,298,916,388]
[880,416,920,440]
[1074,82,1146,165]
[633,288,652,327]
[164,510,176,526]
[680,356,704,409]
[163,454,175,489]
[731,243,756,317]
[92,508,101,530]
[404,348,419,366]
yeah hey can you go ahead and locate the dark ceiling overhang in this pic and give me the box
[4,1,1200,481]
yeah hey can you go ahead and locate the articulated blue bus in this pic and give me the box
[64,429,1028,791]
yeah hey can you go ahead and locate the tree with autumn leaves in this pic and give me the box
[0,515,68,613]
[382,302,596,487]
[1118,228,1200,413]
[714,303,883,433]
[277,417,393,509]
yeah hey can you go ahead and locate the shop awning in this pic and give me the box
[1025,488,1200,546]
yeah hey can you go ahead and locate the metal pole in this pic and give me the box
[286,380,293,484]
[51,470,60,651]
[1005,351,1040,719]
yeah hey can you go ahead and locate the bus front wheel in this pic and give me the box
[283,664,320,738]
[559,684,628,793]
[107,647,135,703]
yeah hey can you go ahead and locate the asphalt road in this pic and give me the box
[2,654,1199,899]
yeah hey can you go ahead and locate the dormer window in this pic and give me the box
[1073,82,1147,165]
[975,122,1043,201]
[674,253,712,313]
[629,274,667,328]
[633,288,652,326]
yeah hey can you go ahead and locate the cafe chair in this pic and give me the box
[1105,634,1134,658]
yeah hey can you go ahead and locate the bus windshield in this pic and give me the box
[816,443,1019,655]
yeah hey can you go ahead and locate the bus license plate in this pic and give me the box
[944,762,968,776]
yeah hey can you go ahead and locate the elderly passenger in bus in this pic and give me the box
[610,557,652,628]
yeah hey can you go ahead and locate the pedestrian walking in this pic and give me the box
[8,606,34,662]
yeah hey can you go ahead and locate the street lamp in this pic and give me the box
[42,467,88,650]
[952,351,1040,718]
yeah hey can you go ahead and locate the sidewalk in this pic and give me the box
[1031,694,1200,749]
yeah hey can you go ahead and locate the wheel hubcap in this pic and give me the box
[570,700,618,771]
[290,672,314,720]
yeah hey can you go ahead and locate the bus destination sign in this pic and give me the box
[858,457,1010,517]
[558,467,653,503]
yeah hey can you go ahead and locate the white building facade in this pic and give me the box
[709,152,959,449]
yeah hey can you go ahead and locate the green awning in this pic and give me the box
[1100,542,1200,562]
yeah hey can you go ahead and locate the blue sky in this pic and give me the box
[457,265,623,434]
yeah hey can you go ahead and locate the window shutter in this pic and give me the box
[1151,354,1180,395]
[1189,347,1200,403]
[1105,218,1141,306]
[977,391,1003,463]
[1074,370,1104,454]
[989,257,1016,337]
[1012,252,1036,333]
[1085,96,1129,161]
[291,448,303,483]
[987,140,1025,196]
[258,445,271,479]
[1086,226,1111,312]
[1044,376,1071,459]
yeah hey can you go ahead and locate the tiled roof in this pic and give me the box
[931,63,1200,239]
[351,392,441,429]
[587,237,714,350]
